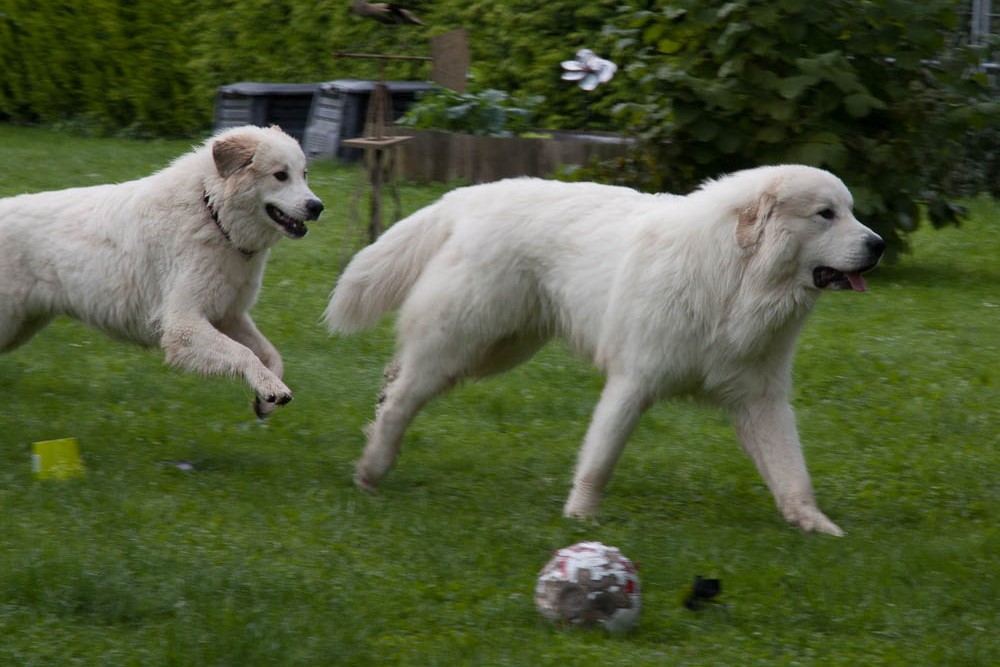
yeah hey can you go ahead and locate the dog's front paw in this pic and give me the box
[562,485,602,521]
[252,384,293,419]
[781,500,844,536]
[354,471,380,495]
[800,512,845,537]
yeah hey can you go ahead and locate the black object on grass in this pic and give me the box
[683,575,722,610]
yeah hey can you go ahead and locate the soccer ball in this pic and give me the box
[534,541,641,633]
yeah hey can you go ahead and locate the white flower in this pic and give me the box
[561,49,618,91]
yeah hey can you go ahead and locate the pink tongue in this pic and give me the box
[846,272,868,292]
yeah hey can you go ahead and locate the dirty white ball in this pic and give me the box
[534,541,641,633]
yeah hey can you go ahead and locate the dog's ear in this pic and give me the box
[736,190,777,250]
[212,133,258,178]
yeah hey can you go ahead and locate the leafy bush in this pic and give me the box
[0,0,433,137]
[397,88,542,136]
[943,124,1000,199]
[0,0,622,137]
[603,0,999,257]
[1,0,994,254]
[430,0,625,129]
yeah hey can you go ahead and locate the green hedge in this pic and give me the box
[0,0,204,136]
[1,1,994,254]
[0,0,621,137]
[0,0,435,137]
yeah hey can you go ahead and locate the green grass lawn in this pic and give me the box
[0,125,997,666]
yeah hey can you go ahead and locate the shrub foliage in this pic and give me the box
[0,0,994,252]
[397,88,543,136]
[0,0,205,137]
[0,0,432,137]
[603,0,997,256]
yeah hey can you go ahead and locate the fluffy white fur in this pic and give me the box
[326,165,884,535]
[0,125,323,417]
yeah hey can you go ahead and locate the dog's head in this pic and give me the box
[734,165,884,292]
[209,125,324,246]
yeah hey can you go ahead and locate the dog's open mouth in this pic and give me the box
[266,204,308,238]
[813,266,871,292]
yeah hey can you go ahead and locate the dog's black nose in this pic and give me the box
[306,199,324,217]
[868,235,886,259]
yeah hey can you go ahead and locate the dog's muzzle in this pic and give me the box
[267,198,324,238]
[813,235,886,292]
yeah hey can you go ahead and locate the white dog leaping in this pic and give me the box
[326,165,884,535]
[0,125,323,418]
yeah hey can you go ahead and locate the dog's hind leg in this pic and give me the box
[358,332,547,492]
[355,353,458,493]
[563,375,653,519]
[358,261,545,492]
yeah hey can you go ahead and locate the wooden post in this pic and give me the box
[341,136,412,242]
[333,37,469,241]
[369,149,383,241]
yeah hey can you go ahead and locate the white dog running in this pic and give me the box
[0,125,323,418]
[325,166,884,535]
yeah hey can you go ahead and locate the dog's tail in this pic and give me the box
[325,202,453,334]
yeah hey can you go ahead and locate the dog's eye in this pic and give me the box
[274,171,288,182]
[818,208,836,220]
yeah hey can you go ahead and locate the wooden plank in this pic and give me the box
[341,136,413,149]
[397,130,630,183]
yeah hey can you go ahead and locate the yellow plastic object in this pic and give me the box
[32,438,85,479]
